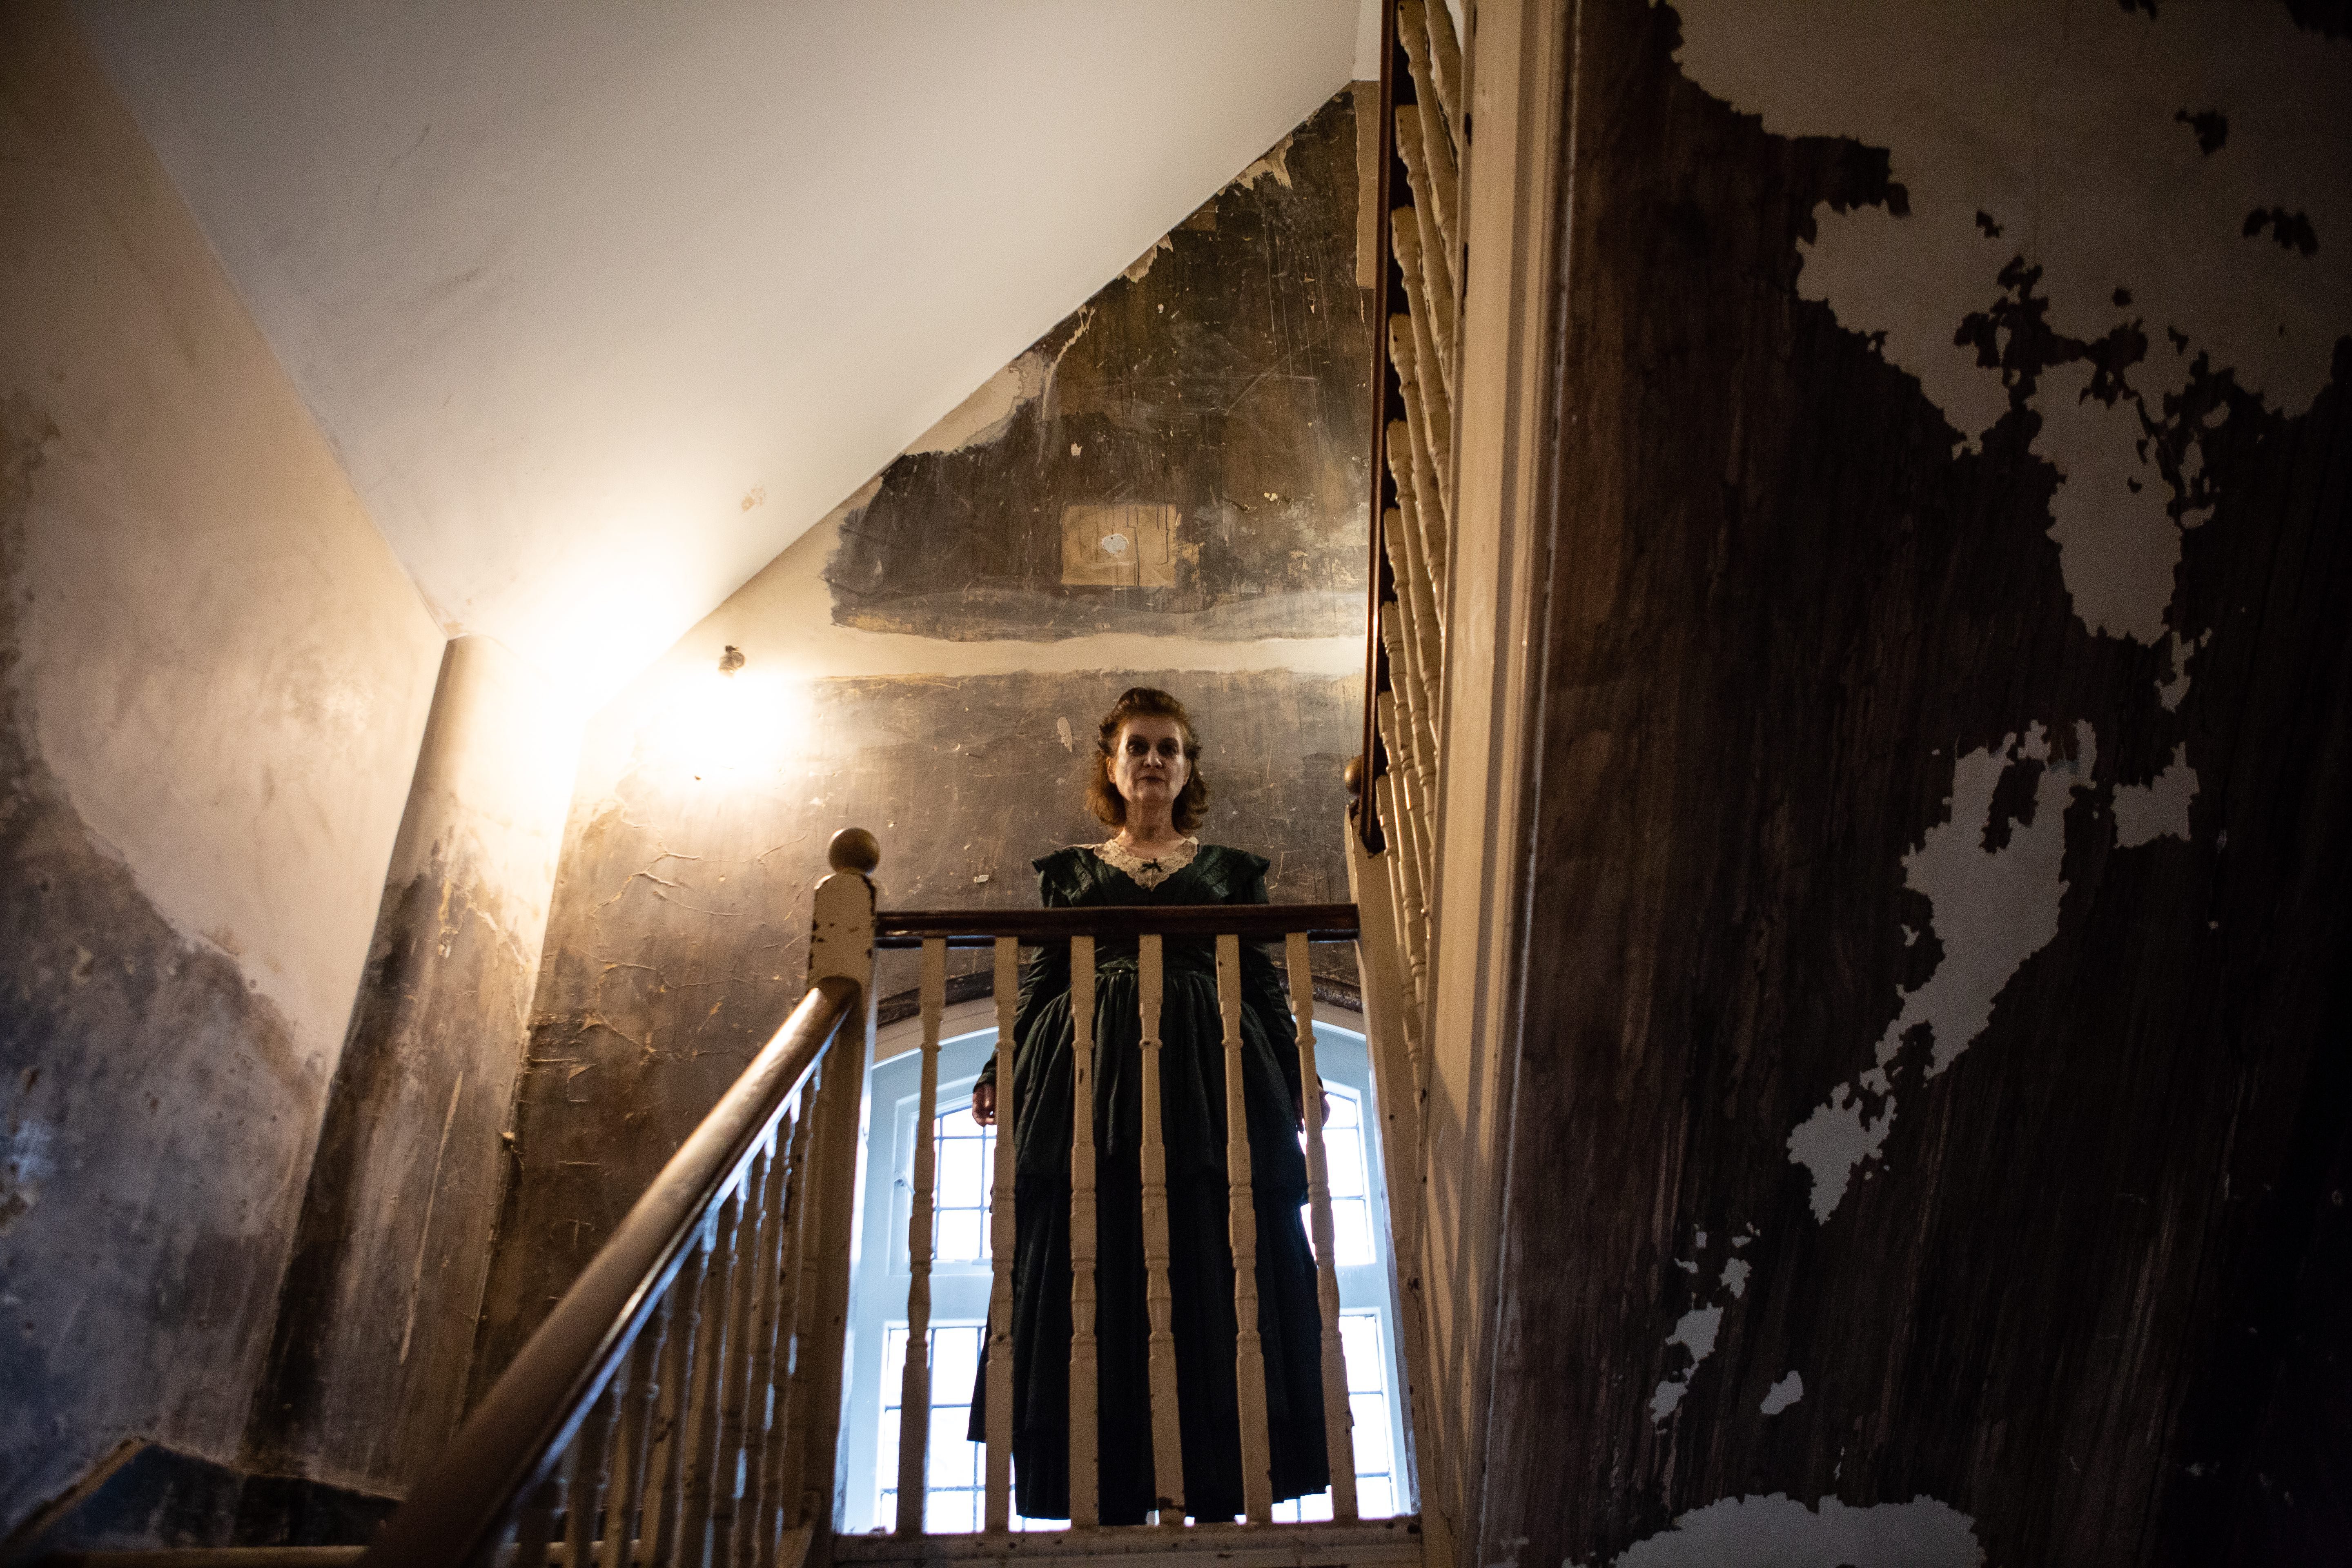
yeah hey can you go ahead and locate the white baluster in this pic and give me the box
[1396,2,1459,258]
[895,939,947,1535]
[1374,691,1434,1028]
[1137,935,1187,1523]
[983,938,1019,1532]
[732,1127,789,1568]
[1391,124,1456,380]
[1417,0,1465,156]
[754,1099,814,1566]
[1068,935,1100,1527]
[1217,935,1274,1523]
[1286,934,1358,1521]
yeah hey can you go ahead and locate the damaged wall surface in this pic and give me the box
[822,92,1368,643]
[245,637,578,1495]
[470,89,1373,1390]
[1485,2,2350,1565]
[0,0,445,1535]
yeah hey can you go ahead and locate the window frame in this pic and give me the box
[838,1003,1410,1531]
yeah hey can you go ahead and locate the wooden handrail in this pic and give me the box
[875,903,1359,947]
[1357,0,1400,852]
[359,974,861,1568]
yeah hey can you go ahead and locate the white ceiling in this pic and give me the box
[73,0,1371,698]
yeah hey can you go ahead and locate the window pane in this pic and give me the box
[1326,1130,1367,1200]
[928,1426,976,1490]
[938,1209,984,1264]
[879,1321,995,1532]
[1339,1313,1385,1392]
[1350,1390,1393,1473]
[1358,1474,1397,1520]
[939,1134,984,1204]
[929,1489,979,1535]
[929,1107,997,1267]
[933,1323,982,1394]
[1332,1198,1374,1267]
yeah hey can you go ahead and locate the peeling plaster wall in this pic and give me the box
[0,0,444,1535]
[470,91,1372,1390]
[1486,2,2350,1565]
[822,94,1369,643]
[246,637,579,1494]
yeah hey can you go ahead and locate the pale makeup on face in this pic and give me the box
[1107,715,1192,857]
[972,714,1194,1128]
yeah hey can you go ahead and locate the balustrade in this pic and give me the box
[359,839,1423,1568]
[1357,0,1460,1074]
[866,905,1369,1539]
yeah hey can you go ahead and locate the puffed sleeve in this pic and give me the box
[974,850,1076,1091]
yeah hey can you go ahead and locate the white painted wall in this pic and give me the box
[70,0,1365,700]
[0,0,447,1073]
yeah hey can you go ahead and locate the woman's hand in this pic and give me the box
[971,1081,996,1127]
[1296,1079,1331,1132]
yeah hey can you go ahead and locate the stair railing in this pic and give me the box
[1356,0,1462,1110]
[1349,8,1463,1568]
[862,904,1383,1539]
[359,831,882,1568]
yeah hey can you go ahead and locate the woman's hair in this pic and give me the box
[1086,686,1210,832]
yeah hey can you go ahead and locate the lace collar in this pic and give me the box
[1092,835,1200,891]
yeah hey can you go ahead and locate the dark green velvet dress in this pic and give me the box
[967,842,1331,1523]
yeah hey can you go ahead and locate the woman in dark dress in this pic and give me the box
[968,687,1330,1524]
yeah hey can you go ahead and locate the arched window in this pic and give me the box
[837,1002,1411,1532]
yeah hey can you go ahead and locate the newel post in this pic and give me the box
[799,829,880,1561]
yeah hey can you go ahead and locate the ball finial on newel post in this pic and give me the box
[828,827,881,875]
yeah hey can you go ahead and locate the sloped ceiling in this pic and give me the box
[71,0,1372,697]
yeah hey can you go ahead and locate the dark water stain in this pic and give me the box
[245,830,539,1492]
[823,91,1371,642]
[0,395,321,1536]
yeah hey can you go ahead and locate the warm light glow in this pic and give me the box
[646,659,812,784]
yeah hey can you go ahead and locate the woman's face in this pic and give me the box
[1109,715,1191,816]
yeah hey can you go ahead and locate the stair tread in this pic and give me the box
[833,1517,1423,1567]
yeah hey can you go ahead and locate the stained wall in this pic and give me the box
[470,90,1374,1390]
[245,637,579,1496]
[0,0,445,1534]
[1482,2,2350,1564]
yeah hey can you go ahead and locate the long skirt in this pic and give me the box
[967,1154,1331,1523]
